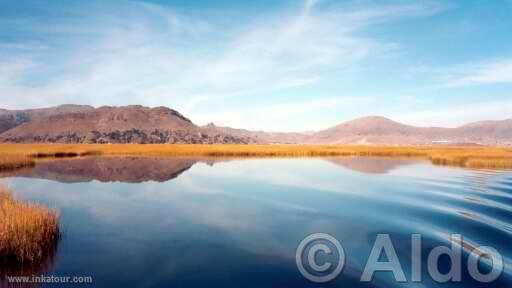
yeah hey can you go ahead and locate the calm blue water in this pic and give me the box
[2,157,512,287]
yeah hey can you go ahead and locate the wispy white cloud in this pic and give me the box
[445,59,512,87]
[0,0,447,129]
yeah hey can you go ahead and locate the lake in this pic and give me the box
[2,156,512,287]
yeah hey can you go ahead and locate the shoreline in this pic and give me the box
[0,144,511,169]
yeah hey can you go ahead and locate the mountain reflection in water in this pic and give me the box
[1,157,213,183]
[1,156,424,183]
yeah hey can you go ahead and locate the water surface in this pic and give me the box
[2,156,512,287]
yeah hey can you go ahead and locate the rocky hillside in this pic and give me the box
[0,105,255,144]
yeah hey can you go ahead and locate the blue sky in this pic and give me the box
[1,0,511,131]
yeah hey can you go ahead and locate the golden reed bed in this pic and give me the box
[0,143,511,169]
[0,186,59,264]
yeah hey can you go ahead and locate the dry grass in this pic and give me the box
[0,144,98,171]
[0,143,511,169]
[464,158,512,169]
[0,144,100,158]
[0,186,59,264]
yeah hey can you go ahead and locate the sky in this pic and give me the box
[0,0,511,132]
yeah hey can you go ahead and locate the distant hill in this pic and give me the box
[200,123,310,144]
[309,116,426,144]
[0,105,510,145]
[456,119,512,145]
[308,116,512,146]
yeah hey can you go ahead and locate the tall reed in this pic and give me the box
[0,187,59,264]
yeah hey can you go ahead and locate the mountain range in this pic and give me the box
[0,104,511,146]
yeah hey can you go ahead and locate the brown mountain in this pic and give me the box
[0,105,254,144]
[0,105,510,145]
